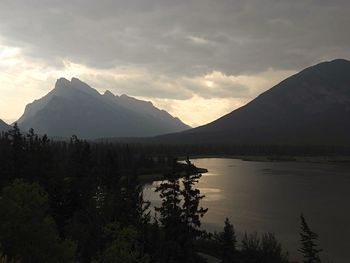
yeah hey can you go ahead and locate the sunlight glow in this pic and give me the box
[0,43,295,126]
[205,80,214,88]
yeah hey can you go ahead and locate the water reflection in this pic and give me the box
[143,158,350,263]
[198,187,224,202]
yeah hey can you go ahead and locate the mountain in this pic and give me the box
[158,59,350,145]
[17,78,190,139]
[0,119,11,132]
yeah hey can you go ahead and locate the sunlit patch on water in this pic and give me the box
[143,158,350,262]
[143,183,224,205]
[202,172,218,177]
[199,187,224,202]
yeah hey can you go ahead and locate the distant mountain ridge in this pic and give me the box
[0,119,11,132]
[17,78,190,139]
[158,59,350,145]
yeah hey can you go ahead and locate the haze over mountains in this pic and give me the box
[10,59,350,145]
[17,78,190,139]
[158,59,350,145]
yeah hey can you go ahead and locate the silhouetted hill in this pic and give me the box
[158,59,350,145]
[17,78,190,139]
[0,119,11,132]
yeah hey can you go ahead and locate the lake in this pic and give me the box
[143,158,350,262]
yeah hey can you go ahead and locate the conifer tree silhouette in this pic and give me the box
[299,214,322,263]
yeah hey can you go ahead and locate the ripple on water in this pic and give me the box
[199,188,224,202]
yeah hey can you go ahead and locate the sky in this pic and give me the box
[1,0,350,127]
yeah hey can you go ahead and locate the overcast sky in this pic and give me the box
[1,0,350,126]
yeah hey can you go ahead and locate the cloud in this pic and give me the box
[0,42,293,125]
[144,96,247,127]
[0,0,349,75]
[187,36,210,45]
[0,0,350,125]
[47,62,293,102]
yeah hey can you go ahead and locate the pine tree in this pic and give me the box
[7,123,25,178]
[299,214,322,263]
[181,170,208,262]
[155,176,183,261]
[181,172,208,238]
[220,218,236,263]
[155,177,182,236]
[155,160,208,262]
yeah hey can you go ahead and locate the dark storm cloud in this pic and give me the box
[1,0,349,76]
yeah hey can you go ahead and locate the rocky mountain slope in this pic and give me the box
[17,78,190,139]
[158,59,350,145]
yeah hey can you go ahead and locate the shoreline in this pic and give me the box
[178,155,350,164]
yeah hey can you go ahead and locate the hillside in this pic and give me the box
[158,59,350,145]
[0,119,11,132]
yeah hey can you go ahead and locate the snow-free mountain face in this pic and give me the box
[0,119,11,132]
[158,59,350,145]
[17,78,190,139]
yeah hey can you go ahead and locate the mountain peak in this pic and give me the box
[70,77,96,92]
[71,77,86,85]
[17,79,190,138]
[103,90,115,98]
[159,59,350,145]
[55,77,87,86]
[54,77,101,98]
[329,58,350,64]
[55,78,70,89]
[303,58,350,75]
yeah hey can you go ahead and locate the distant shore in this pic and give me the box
[179,155,350,164]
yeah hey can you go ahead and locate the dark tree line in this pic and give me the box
[0,125,325,263]
[102,137,350,157]
[0,125,164,262]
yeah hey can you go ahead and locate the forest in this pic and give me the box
[0,124,323,263]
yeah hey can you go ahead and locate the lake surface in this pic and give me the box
[143,158,350,262]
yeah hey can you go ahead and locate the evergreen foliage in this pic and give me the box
[299,214,322,263]
[220,218,237,263]
[0,125,296,263]
[0,180,76,263]
[155,160,208,262]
